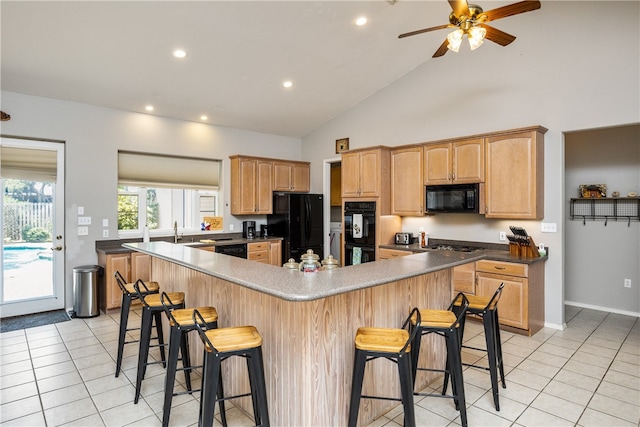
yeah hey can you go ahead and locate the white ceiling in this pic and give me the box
[1,1,537,138]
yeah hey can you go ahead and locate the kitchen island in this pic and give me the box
[124,241,486,426]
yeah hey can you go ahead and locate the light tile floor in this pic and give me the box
[1,306,638,426]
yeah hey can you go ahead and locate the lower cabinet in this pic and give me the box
[475,260,544,336]
[248,241,270,264]
[452,262,476,295]
[98,251,151,310]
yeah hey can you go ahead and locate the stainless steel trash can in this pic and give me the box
[73,265,103,318]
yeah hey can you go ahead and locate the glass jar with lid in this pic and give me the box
[299,249,321,273]
[321,254,340,270]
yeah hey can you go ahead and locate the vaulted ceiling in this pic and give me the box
[1,1,540,137]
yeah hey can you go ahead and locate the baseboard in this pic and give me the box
[544,321,566,331]
[565,300,640,318]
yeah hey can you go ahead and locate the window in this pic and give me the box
[117,151,221,236]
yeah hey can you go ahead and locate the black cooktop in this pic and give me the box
[427,244,484,252]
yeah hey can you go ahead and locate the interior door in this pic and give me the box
[1,138,65,318]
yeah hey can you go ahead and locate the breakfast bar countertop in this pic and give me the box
[124,241,486,302]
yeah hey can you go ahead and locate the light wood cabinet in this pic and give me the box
[273,161,310,192]
[248,241,270,263]
[230,155,273,215]
[452,262,476,295]
[485,127,546,219]
[341,146,391,214]
[391,146,424,216]
[270,240,282,266]
[424,138,485,185]
[475,259,544,336]
[378,248,413,259]
[330,164,341,207]
[98,251,152,310]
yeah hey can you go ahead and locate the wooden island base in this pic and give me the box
[153,257,453,426]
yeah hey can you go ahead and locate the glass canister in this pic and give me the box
[321,254,340,270]
[283,258,300,270]
[299,249,321,273]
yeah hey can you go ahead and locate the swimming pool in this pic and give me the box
[3,243,51,270]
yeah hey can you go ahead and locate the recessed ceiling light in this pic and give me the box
[282,80,293,88]
[145,105,154,112]
[355,16,367,26]
[200,115,208,121]
[172,49,187,59]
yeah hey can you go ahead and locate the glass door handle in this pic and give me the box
[51,246,63,251]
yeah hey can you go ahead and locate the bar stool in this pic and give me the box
[133,281,185,404]
[193,309,270,427]
[451,283,506,411]
[114,271,160,378]
[348,308,421,427]
[159,293,226,427]
[410,293,469,427]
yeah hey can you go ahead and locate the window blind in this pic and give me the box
[118,151,220,190]
[0,146,58,181]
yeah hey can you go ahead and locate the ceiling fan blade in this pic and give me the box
[482,1,541,22]
[448,0,470,18]
[479,24,517,46]
[433,39,450,58]
[398,24,451,39]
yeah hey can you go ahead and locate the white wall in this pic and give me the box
[301,1,640,328]
[0,91,302,310]
[565,125,640,314]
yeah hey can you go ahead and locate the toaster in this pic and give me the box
[395,232,411,245]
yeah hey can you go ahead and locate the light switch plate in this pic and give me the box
[102,219,109,227]
[103,230,109,238]
[78,206,84,215]
[78,216,91,225]
[541,222,557,233]
[78,226,89,236]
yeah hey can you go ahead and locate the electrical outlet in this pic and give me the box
[624,279,631,288]
[499,232,506,241]
[77,226,89,236]
[229,224,234,231]
[103,229,109,238]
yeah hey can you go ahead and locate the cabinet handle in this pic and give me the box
[494,266,506,270]
[452,173,455,180]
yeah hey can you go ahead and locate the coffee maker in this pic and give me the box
[260,224,268,238]
[242,220,256,239]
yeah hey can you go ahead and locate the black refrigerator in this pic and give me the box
[267,193,324,263]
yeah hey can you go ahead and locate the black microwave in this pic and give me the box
[425,183,480,213]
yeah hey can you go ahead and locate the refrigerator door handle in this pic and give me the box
[305,198,311,240]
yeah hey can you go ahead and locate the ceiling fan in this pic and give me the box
[398,0,541,58]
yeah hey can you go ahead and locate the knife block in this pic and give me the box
[509,236,541,258]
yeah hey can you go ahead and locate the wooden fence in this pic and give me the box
[3,202,53,242]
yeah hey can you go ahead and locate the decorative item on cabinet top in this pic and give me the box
[579,184,606,198]
[336,138,349,154]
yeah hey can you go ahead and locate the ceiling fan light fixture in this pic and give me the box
[446,29,464,53]
[468,26,487,50]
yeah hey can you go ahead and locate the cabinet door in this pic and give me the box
[232,157,257,214]
[476,272,528,330]
[359,150,381,197]
[106,253,130,310]
[391,146,423,216]
[256,160,273,214]
[270,241,282,266]
[452,138,484,183]
[291,163,310,192]
[341,152,361,197]
[485,130,544,219]
[330,165,342,207]
[272,161,292,191]
[424,143,452,185]
[131,252,151,282]
[452,263,475,295]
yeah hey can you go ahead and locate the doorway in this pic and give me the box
[322,158,342,262]
[1,137,65,318]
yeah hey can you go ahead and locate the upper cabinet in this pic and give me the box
[230,155,273,215]
[485,127,546,219]
[273,160,310,192]
[391,146,424,216]
[424,138,485,185]
[341,146,391,213]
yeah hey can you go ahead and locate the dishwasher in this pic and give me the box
[214,243,247,259]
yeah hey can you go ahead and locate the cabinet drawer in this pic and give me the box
[248,250,269,261]
[476,260,527,277]
[379,248,412,259]
[248,242,270,251]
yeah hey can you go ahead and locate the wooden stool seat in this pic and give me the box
[412,309,457,329]
[460,294,493,311]
[143,292,185,308]
[123,280,160,294]
[168,307,218,327]
[203,325,263,353]
[354,327,410,353]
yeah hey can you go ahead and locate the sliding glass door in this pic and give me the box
[1,138,65,317]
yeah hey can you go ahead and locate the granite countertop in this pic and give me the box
[124,241,487,302]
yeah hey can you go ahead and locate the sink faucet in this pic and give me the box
[174,221,181,243]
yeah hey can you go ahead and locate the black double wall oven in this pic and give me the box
[344,201,376,265]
